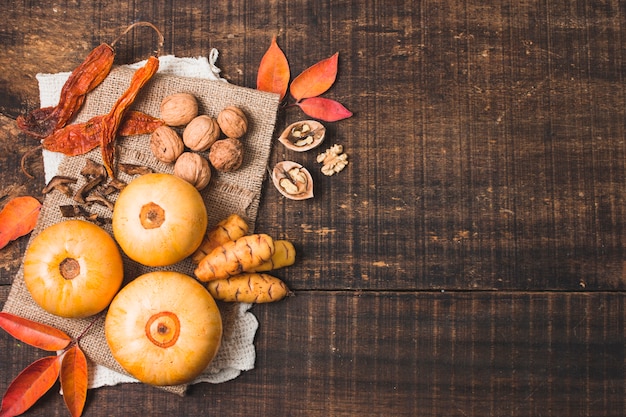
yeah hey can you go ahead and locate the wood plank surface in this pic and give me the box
[2,291,625,417]
[0,0,625,416]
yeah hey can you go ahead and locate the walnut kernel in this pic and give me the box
[160,93,198,126]
[208,137,244,172]
[183,115,221,151]
[317,144,348,176]
[217,106,248,139]
[174,152,212,191]
[150,126,184,163]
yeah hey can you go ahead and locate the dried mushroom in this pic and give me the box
[272,161,313,200]
[81,158,108,179]
[317,144,348,176]
[42,176,77,197]
[119,163,154,176]
[278,120,326,152]
[73,175,106,204]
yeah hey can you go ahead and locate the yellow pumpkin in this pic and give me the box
[23,219,124,318]
[112,173,208,267]
[104,271,222,386]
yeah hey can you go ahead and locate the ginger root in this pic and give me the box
[191,214,249,264]
[250,240,296,272]
[206,273,290,303]
[194,234,274,282]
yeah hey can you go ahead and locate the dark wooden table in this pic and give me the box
[1,1,625,416]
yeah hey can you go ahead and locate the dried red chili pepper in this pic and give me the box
[17,43,115,138]
[99,56,160,177]
[42,110,164,156]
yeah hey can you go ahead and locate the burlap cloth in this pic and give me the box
[2,53,280,395]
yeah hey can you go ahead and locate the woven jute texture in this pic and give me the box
[2,65,280,395]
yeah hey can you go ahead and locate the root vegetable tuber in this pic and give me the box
[191,214,249,264]
[206,273,290,303]
[194,234,275,282]
[250,240,296,271]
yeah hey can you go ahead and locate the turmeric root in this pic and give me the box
[194,234,275,282]
[206,273,290,303]
[191,213,249,264]
[250,240,296,271]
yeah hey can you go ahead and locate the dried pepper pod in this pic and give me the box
[43,111,164,157]
[39,22,164,178]
[99,55,160,177]
[17,43,116,139]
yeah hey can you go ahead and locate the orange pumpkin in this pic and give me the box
[23,219,124,318]
[104,271,222,386]
[112,173,208,267]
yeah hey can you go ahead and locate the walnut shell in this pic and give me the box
[160,93,199,126]
[278,120,326,152]
[183,115,221,152]
[208,137,244,172]
[217,106,248,139]
[174,152,211,191]
[271,161,314,200]
[150,126,184,163]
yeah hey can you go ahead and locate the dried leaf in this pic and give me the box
[257,36,290,101]
[296,97,353,122]
[0,196,41,250]
[0,356,61,417]
[0,313,72,352]
[290,53,339,101]
[60,345,88,417]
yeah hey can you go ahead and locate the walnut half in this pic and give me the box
[272,161,313,200]
[278,120,326,152]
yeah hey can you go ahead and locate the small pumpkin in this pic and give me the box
[112,173,208,267]
[23,219,124,318]
[105,271,222,386]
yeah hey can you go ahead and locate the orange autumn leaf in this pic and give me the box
[0,196,41,250]
[0,312,72,351]
[257,36,290,101]
[0,355,62,417]
[60,345,88,417]
[290,52,339,101]
[296,97,353,122]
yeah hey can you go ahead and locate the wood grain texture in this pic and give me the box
[0,0,625,415]
[1,291,624,416]
[1,1,624,290]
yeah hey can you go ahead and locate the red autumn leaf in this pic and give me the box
[0,196,42,250]
[0,355,61,417]
[60,345,88,417]
[257,36,290,101]
[0,312,72,352]
[296,97,353,122]
[290,53,339,101]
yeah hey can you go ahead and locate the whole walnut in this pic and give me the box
[183,115,221,152]
[217,106,248,139]
[209,137,244,172]
[174,152,212,190]
[160,93,198,126]
[150,126,184,163]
